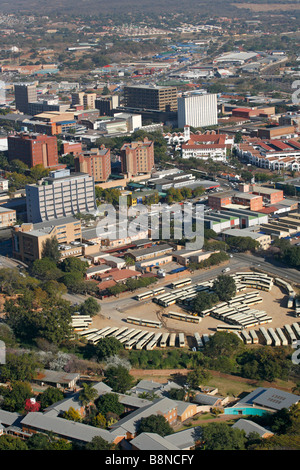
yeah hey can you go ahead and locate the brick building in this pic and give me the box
[7,133,58,168]
[120,138,154,176]
[74,146,111,182]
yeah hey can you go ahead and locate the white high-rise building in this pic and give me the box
[177,93,218,129]
[26,169,96,223]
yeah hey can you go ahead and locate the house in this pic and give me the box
[232,419,274,438]
[231,387,300,412]
[129,379,183,398]
[32,369,80,390]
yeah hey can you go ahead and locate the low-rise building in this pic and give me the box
[0,206,16,228]
[12,216,82,262]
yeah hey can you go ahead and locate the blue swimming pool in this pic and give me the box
[224,407,270,416]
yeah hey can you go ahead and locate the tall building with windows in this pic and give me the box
[120,138,154,176]
[123,85,178,112]
[14,83,37,114]
[177,92,218,129]
[7,133,59,169]
[74,146,111,182]
[26,169,96,223]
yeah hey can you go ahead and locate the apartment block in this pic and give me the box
[7,133,59,169]
[26,169,96,223]
[74,146,111,182]
[71,92,97,110]
[120,138,154,176]
[12,217,82,262]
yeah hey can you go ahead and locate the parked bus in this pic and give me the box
[146,333,162,351]
[249,329,259,344]
[169,333,176,347]
[152,287,166,296]
[135,291,153,301]
[160,333,169,348]
[267,328,281,347]
[284,324,297,345]
[179,333,185,348]
[194,332,204,349]
[170,278,192,289]
[167,311,201,324]
[259,327,272,346]
[275,328,288,346]
[136,332,155,350]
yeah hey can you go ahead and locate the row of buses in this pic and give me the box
[231,272,274,292]
[126,316,162,328]
[153,280,213,309]
[135,287,166,301]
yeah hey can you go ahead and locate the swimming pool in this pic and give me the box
[224,407,270,416]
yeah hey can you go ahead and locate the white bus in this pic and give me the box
[160,333,169,348]
[179,333,185,348]
[170,278,192,289]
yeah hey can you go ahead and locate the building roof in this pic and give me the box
[130,432,180,450]
[34,369,80,385]
[237,387,300,411]
[110,397,177,434]
[232,419,273,437]
[164,426,202,449]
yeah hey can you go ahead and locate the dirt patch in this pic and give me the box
[234,2,300,11]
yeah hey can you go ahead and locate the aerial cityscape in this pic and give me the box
[0,0,300,455]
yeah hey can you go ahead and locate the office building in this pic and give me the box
[14,83,37,114]
[95,95,119,116]
[123,85,178,112]
[7,133,59,169]
[12,217,82,262]
[26,169,96,223]
[177,93,218,129]
[74,146,111,182]
[120,138,154,176]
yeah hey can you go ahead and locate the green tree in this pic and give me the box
[186,368,211,389]
[0,381,32,413]
[63,407,82,422]
[31,257,63,281]
[200,422,246,450]
[0,435,28,450]
[138,414,174,437]
[85,436,115,450]
[104,365,134,393]
[79,382,98,407]
[94,337,123,361]
[79,297,101,317]
[41,237,61,263]
[213,274,236,302]
[0,352,41,382]
[95,393,124,418]
[38,387,65,410]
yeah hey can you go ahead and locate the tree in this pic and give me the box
[200,422,246,450]
[63,407,82,422]
[213,274,236,302]
[31,257,63,281]
[138,414,174,437]
[60,257,88,276]
[193,291,219,315]
[205,331,243,360]
[85,436,115,450]
[95,393,124,418]
[79,297,100,317]
[186,368,211,389]
[0,435,28,450]
[104,365,134,393]
[79,382,98,407]
[94,337,123,361]
[38,387,64,410]
[41,237,61,263]
[0,352,41,382]
[0,381,32,413]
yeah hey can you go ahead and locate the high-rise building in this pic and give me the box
[123,85,178,112]
[71,92,97,110]
[14,83,37,114]
[177,93,218,129]
[74,146,111,182]
[120,138,154,176]
[7,133,59,168]
[95,95,120,116]
[26,169,97,223]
